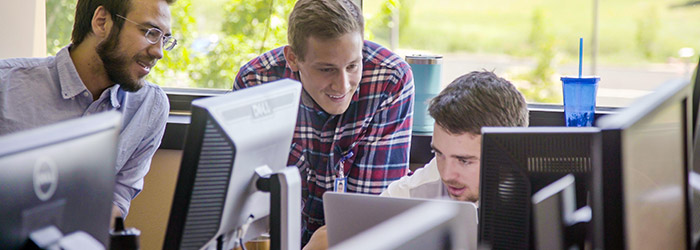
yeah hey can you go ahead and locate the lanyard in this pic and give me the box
[334,150,354,193]
[336,150,354,178]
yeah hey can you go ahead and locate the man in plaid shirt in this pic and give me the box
[233,0,414,246]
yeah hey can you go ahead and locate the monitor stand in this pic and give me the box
[256,166,301,250]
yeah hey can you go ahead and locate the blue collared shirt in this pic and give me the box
[0,45,169,217]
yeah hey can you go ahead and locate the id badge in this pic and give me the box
[334,177,347,193]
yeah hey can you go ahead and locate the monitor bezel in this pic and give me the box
[593,78,692,249]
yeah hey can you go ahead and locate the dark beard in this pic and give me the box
[96,26,146,92]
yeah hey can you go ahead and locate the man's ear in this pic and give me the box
[91,6,113,40]
[283,45,300,72]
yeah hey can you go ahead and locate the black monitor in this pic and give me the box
[0,111,121,249]
[691,56,700,138]
[532,174,591,250]
[593,78,691,249]
[690,56,700,249]
[164,79,302,250]
[478,126,600,250]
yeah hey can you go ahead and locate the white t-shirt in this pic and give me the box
[380,157,451,200]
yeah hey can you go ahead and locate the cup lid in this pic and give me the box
[561,76,600,80]
[406,54,443,64]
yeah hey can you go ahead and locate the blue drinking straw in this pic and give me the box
[578,38,583,78]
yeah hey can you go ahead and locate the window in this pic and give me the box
[363,0,699,107]
[46,0,296,90]
[47,0,699,107]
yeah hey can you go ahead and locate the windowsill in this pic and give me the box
[159,89,620,166]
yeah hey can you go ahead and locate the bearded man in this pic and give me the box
[0,0,177,222]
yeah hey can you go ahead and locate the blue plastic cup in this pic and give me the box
[561,76,600,127]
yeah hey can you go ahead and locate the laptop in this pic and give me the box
[323,192,478,249]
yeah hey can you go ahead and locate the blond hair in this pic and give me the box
[288,0,364,61]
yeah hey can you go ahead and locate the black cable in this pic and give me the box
[240,237,247,250]
[216,235,223,250]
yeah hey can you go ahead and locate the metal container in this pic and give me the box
[406,55,443,133]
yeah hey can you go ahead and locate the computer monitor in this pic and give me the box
[0,111,121,249]
[593,78,691,250]
[329,201,474,250]
[690,56,699,138]
[532,174,591,250]
[163,79,302,250]
[690,56,700,249]
[478,126,600,250]
[323,192,478,249]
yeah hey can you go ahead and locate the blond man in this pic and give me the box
[233,0,414,246]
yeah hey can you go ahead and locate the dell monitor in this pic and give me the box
[163,79,302,250]
[478,126,600,250]
[0,111,121,249]
[593,78,691,250]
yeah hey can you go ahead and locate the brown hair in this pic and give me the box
[428,70,529,135]
[287,0,364,61]
[71,0,176,46]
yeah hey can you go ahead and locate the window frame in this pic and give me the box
[159,88,619,167]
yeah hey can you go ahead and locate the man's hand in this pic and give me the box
[109,204,121,229]
[303,225,328,250]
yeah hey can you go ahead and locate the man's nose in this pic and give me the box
[148,41,164,60]
[443,162,461,181]
[332,70,352,93]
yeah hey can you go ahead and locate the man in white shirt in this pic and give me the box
[381,70,529,202]
[303,70,529,250]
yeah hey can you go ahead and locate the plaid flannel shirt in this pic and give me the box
[233,40,414,245]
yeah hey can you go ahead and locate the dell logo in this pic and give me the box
[33,157,58,201]
[251,101,272,118]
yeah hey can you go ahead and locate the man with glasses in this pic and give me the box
[0,0,177,222]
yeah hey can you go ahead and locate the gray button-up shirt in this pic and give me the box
[0,45,169,217]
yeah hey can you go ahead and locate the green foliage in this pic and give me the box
[146,0,198,88]
[392,0,700,65]
[148,0,295,89]
[366,0,413,46]
[46,0,699,92]
[635,5,660,60]
[190,0,294,89]
[46,0,295,89]
[528,8,547,51]
[46,0,77,55]
[514,8,561,104]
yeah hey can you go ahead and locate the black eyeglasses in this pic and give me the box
[115,14,177,51]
